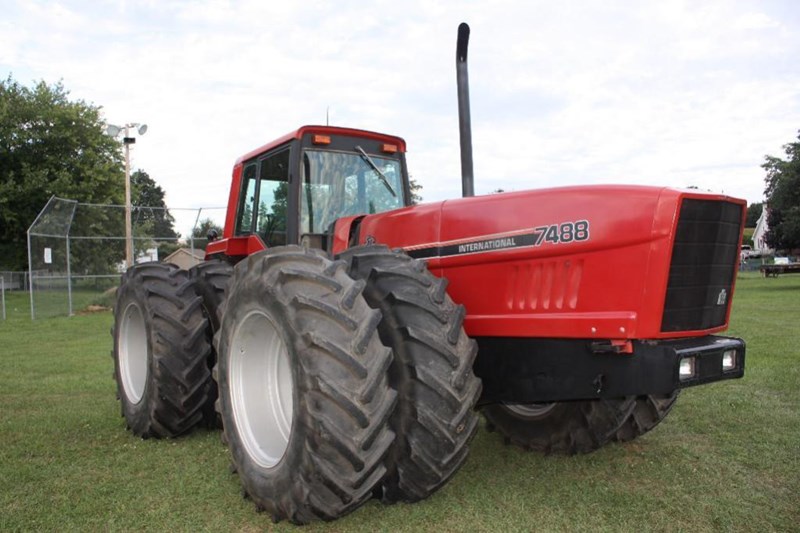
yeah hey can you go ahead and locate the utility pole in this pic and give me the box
[105,122,148,268]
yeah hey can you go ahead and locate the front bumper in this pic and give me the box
[474,335,745,405]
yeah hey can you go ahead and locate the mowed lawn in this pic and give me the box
[1,272,798,532]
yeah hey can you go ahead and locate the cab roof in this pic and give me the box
[234,125,407,166]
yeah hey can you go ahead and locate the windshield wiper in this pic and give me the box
[355,145,397,197]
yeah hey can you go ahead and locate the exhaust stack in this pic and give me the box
[456,22,474,197]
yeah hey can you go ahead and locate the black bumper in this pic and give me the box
[474,335,745,406]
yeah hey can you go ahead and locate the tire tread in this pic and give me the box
[339,245,482,503]
[214,246,396,523]
[112,262,213,438]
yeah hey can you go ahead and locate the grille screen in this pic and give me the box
[661,199,742,332]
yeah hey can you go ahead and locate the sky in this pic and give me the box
[2,0,799,236]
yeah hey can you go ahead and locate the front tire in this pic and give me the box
[613,392,680,442]
[215,246,396,523]
[483,398,635,454]
[340,245,482,503]
[112,263,212,438]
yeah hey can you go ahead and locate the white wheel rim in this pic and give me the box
[504,402,557,418]
[119,302,148,404]
[229,309,294,469]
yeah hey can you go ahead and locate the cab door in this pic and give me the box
[233,146,297,247]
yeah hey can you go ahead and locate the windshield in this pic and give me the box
[301,150,405,234]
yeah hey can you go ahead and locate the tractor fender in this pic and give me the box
[331,214,367,255]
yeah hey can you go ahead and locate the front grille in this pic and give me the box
[661,199,742,332]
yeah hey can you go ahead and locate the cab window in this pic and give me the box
[301,149,404,234]
[235,164,257,235]
[235,149,290,247]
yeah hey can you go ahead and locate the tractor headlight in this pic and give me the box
[679,356,696,380]
[722,350,737,371]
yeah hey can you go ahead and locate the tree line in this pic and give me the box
[0,76,192,273]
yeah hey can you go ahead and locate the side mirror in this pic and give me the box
[207,229,219,242]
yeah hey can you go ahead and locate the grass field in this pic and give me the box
[1,272,798,531]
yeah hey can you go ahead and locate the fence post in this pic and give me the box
[1,276,6,321]
[27,228,35,319]
[66,235,73,316]
[27,195,57,320]
[64,200,78,316]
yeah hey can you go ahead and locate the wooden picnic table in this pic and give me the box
[760,263,800,277]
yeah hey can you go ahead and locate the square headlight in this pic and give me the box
[679,356,696,380]
[722,350,737,371]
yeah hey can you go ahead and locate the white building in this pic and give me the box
[752,208,774,255]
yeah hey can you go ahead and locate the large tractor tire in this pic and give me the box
[214,246,396,524]
[613,392,680,442]
[112,262,213,438]
[188,260,233,427]
[339,245,482,503]
[483,398,635,454]
[189,260,233,332]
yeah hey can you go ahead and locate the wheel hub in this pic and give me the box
[229,309,294,469]
[504,402,557,419]
[119,302,148,404]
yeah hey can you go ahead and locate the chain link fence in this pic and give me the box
[27,196,225,318]
[0,272,27,322]
[0,271,29,291]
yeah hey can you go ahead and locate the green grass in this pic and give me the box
[1,273,799,531]
[28,288,115,319]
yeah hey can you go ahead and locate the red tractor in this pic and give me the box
[112,24,746,523]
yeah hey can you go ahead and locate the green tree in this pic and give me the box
[409,176,423,204]
[130,169,179,258]
[0,76,124,270]
[132,169,178,238]
[745,202,763,227]
[763,132,800,251]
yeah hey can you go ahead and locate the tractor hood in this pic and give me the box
[341,185,746,341]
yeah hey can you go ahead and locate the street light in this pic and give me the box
[105,122,147,268]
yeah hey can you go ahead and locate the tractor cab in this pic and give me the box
[206,125,411,261]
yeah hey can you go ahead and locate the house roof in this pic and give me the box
[163,247,205,263]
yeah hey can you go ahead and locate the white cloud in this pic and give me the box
[3,0,799,235]
[733,11,780,30]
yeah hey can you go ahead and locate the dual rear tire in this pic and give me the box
[214,247,397,523]
[188,260,233,427]
[214,245,482,521]
[112,263,213,438]
[340,245,482,503]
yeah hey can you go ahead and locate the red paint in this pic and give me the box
[348,185,745,341]
[206,234,265,259]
